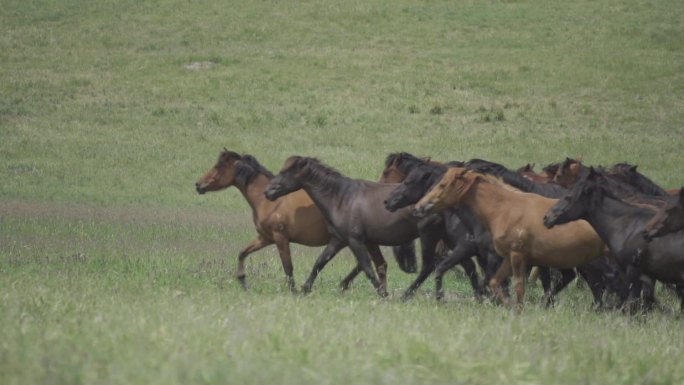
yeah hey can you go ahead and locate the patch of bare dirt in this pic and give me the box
[0,200,249,228]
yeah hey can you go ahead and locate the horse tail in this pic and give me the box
[392,243,417,273]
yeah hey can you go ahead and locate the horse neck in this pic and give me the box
[583,194,654,253]
[234,174,273,214]
[460,180,520,233]
[299,170,353,218]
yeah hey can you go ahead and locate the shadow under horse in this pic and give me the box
[264,155,443,299]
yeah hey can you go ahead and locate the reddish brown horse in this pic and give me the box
[414,167,606,309]
[195,150,330,291]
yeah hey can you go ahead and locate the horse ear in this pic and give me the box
[630,165,638,172]
[588,166,598,178]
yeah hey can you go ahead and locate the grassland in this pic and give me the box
[1,0,684,384]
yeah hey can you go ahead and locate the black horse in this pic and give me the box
[264,156,444,299]
[645,188,684,240]
[544,168,684,311]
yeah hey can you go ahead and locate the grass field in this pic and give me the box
[2,0,684,384]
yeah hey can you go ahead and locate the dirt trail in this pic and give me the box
[0,199,248,227]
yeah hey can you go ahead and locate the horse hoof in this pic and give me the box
[237,275,249,290]
[401,291,415,302]
[300,285,312,294]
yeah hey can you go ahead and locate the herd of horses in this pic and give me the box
[195,149,684,313]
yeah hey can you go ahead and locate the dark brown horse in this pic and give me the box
[644,188,684,240]
[264,156,444,298]
[196,150,416,291]
[544,168,684,311]
[414,167,607,309]
[380,153,486,298]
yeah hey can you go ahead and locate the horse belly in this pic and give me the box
[528,236,602,269]
[360,221,418,245]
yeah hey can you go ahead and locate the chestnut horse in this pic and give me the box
[645,188,684,240]
[414,167,606,309]
[196,150,417,291]
[265,156,444,298]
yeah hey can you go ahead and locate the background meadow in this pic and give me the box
[1,0,683,384]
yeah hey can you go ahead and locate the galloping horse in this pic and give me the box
[644,188,684,240]
[196,150,416,291]
[414,167,606,309]
[543,168,684,310]
[463,158,623,307]
[195,150,330,290]
[264,156,443,298]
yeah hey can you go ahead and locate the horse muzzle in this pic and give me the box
[195,183,207,195]
[264,187,282,201]
[413,203,434,218]
[542,215,555,229]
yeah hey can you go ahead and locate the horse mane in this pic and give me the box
[587,170,666,211]
[608,162,669,197]
[467,170,522,193]
[465,158,565,197]
[385,152,430,174]
[295,157,351,196]
[234,154,274,186]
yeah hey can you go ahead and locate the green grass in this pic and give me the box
[2,0,684,384]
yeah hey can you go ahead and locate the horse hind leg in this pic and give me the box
[236,237,272,289]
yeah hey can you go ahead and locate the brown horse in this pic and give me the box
[414,167,606,308]
[195,150,330,291]
[644,188,684,240]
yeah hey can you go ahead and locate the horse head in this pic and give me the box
[544,167,602,228]
[414,167,472,216]
[264,156,310,200]
[195,149,242,194]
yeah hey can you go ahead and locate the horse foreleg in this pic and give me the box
[236,237,272,289]
[401,233,439,301]
[272,233,296,292]
[434,242,477,301]
[544,268,577,308]
[347,239,386,297]
[489,257,512,305]
[340,265,362,291]
[302,238,346,294]
[366,244,388,295]
[510,252,527,311]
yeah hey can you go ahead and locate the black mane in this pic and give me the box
[608,162,669,198]
[465,158,567,198]
[235,154,274,186]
